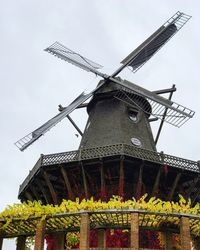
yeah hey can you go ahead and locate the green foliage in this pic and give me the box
[0,195,199,240]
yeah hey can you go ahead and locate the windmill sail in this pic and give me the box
[112,12,191,77]
[15,81,105,151]
[123,23,177,71]
[111,77,195,127]
[45,42,107,79]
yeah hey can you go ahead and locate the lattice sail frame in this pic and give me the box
[120,11,191,73]
[15,90,97,151]
[44,41,106,78]
[114,88,195,127]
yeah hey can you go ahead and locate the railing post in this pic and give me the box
[40,154,44,165]
[78,149,82,161]
[130,213,139,250]
[16,236,26,250]
[97,229,106,248]
[180,216,191,250]
[34,220,46,250]
[80,213,90,250]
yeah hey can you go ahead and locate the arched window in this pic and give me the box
[129,108,139,123]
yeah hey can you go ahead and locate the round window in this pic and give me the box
[131,137,142,147]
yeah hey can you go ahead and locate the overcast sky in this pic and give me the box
[0,0,200,248]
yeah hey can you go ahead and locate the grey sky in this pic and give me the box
[0,0,200,248]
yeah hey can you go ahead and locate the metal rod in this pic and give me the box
[155,84,176,145]
[153,86,176,95]
[148,117,158,122]
[67,114,83,136]
[59,102,88,110]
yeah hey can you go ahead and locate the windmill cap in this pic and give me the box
[87,79,152,116]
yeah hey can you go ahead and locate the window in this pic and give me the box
[129,109,139,122]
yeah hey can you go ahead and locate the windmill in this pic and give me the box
[15,11,195,152]
[11,11,200,249]
[16,10,200,206]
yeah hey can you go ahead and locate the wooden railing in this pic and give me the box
[19,143,199,195]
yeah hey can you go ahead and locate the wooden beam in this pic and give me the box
[30,185,41,201]
[135,163,143,200]
[186,178,199,199]
[34,220,46,250]
[85,170,96,195]
[119,157,124,198]
[61,167,74,200]
[81,164,89,199]
[70,172,79,194]
[180,217,191,250]
[100,163,106,199]
[43,171,58,204]
[24,191,34,201]
[80,213,90,250]
[151,167,162,197]
[130,213,139,250]
[191,186,200,206]
[35,179,50,204]
[16,236,26,250]
[168,173,181,201]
